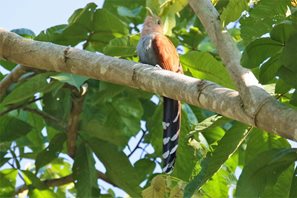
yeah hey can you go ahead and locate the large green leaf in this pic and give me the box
[103,35,139,57]
[42,88,71,129]
[289,167,297,198]
[28,189,57,198]
[245,128,290,164]
[259,53,282,84]
[88,138,142,197]
[236,148,297,198]
[220,0,248,26]
[0,115,32,142]
[2,73,62,105]
[73,143,99,198]
[281,33,297,73]
[181,51,234,88]
[184,122,249,197]
[277,66,297,88]
[240,0,290,44]
[261,164,294,198]
[35,133,67,171]
[241,38,283,69]
[270,21,297,43]
[88,9,129,51]
[0,169,18,197]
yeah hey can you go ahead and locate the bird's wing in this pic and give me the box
[152,34,181,73]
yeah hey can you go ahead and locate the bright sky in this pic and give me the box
[0,0,103,33]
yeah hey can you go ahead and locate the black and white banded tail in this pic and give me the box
[162,97,181,173]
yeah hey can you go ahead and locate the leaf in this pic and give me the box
[142,175,188,198]
[88,9,129,51]
[0,60,16,71]
[180,51,234,88]
[236,148,297,198]
[172,107,197,181]
[221,0,248,26]
[277,66,297,88]
[0,169,18,197]
[11,28,35,38]
[117,6,142,18]
[35,133,67,171]
[103,35,139,57]
[259,53,282,84]
[142,175,166,198]
[289,167,297,198]
[21,170,46,189]
[262,165,294,198]
[43,88,71,128]
[270,21,297,43]
[73,143,99,198]
[241,38,283,69]
[184,122,249,197]
[275,78,292,94]
[240,0,289,44]
[245,128,290,164]
[28,189,57,198]
[51,73,88,89]
[0,116,32,142]
[281,33,297,73]
[2,73,62,105]
[88,138,142,197]
[68,2,97,29]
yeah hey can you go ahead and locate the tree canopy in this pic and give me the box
[0,0,297,197]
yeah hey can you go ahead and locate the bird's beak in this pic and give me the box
[145,7,155,16]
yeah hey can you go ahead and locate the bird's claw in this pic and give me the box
[155,64,163,69]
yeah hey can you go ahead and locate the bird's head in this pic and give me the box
[141,7,163,36]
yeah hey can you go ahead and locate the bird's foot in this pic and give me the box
[155,64,163,69]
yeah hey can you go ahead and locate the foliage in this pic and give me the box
[1,0,297,197]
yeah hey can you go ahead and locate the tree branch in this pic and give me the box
[67,83,88,158]
[0,29,296,140]
[15,171,116,195]
[0,64,28,100]
[22,107,66,129]
[0,96,43,116]
[188,0,271,119]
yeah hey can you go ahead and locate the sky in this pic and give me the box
[0,0,103,33]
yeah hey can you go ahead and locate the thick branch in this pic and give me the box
[0,29,296,140]
[189,0,271,118]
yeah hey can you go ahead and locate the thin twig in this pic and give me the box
[128,129,147,158]
[0,96,43,116]
[23,107,67,130]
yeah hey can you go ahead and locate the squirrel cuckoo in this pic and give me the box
[137,13,183,173]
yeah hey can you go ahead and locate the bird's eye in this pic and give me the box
[157,19,161,25]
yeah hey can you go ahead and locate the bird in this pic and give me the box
[136,10,183,173]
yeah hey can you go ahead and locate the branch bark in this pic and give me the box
[67,83,88,157]
[0,29,296,140]
[0,64,28,99]
[188,0,271,118]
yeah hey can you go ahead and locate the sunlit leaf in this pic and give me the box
[236,148,297,198]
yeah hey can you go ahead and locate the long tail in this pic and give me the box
[162,97,181,173]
